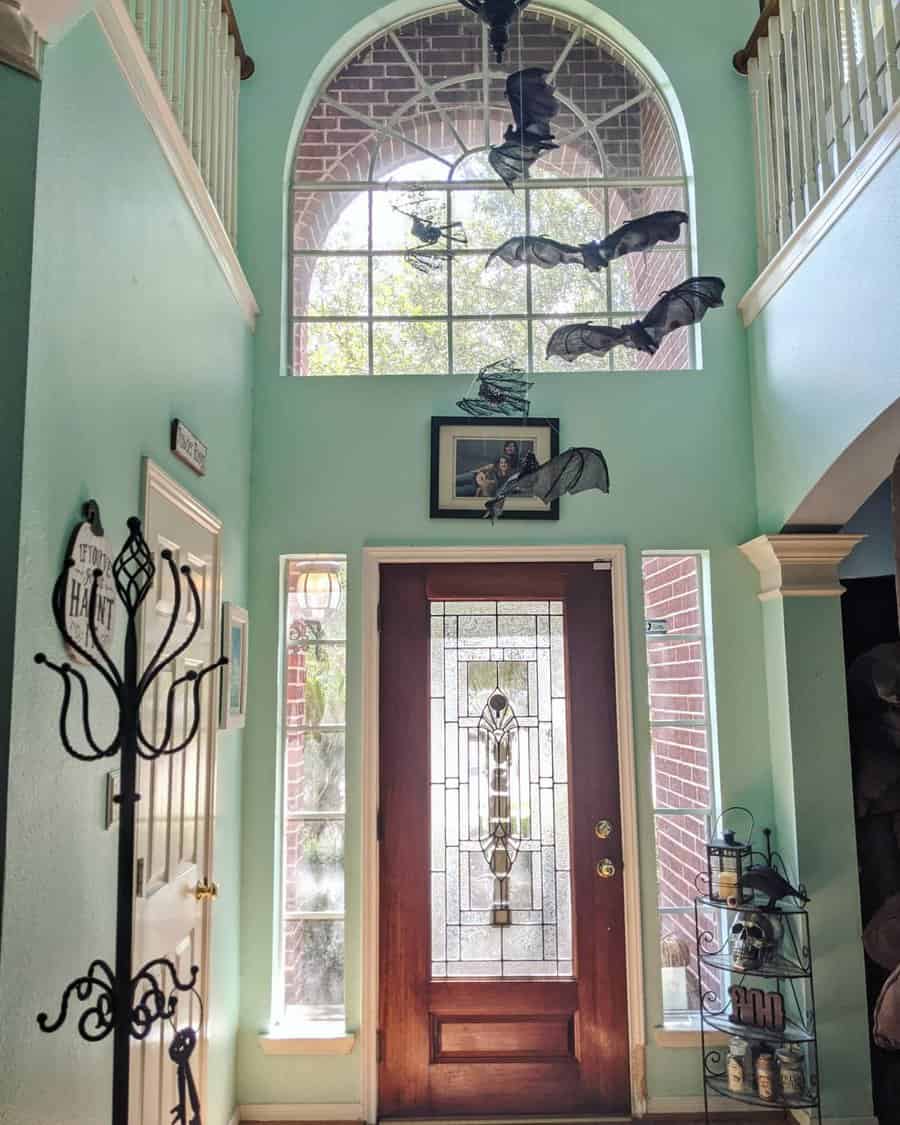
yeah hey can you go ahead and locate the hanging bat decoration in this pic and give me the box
[486,211,689,272]
[392,192,467,272]
[489,68,560,189]
[169,1026,201,1125]
[457,359,533,418]
[546,276,725,362]
[484,446,610,522]
[456,0,533,63]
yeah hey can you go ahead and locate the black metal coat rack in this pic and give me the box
[35,509,226,1125]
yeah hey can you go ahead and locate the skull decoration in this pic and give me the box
[729,911,784,971]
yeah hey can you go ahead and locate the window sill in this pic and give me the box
[259,1022,356,1055]
[654,1017,730,1048]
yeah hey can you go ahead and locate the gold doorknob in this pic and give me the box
[194,879,219,902]
[594,819,613,840]
[596,859,616,879]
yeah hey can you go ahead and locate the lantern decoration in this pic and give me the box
[705,807,753,905]
[295,560,343,620]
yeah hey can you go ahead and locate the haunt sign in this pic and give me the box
[64,501,117,663]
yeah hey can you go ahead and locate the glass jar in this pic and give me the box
[727,1036,749,1092]
[755,1050,777,1101]
[776,1045,806,1097]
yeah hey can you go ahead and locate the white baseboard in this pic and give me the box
[239,1104,363,1122]
[227,1111,241,1125]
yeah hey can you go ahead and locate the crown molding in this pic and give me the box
[739,534,865,601]
[0,0,43,77]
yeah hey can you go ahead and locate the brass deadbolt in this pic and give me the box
[596,859,616,880]
[594,819,613,840]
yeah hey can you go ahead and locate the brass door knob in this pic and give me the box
[594,819,613,840]
[596,859,616,880]
[194,879,219,902]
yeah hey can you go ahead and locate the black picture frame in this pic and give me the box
[430,416,560,520]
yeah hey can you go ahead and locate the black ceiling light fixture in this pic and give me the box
[457,0,533,64]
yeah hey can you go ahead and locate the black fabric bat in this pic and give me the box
[489,69,559,188]
[457,359,533,417]
[456,0,533,63]
[546,276,725,362]
[486,211,689,272]
[484,446,610,521]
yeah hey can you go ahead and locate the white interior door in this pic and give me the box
[131,460,222,1124]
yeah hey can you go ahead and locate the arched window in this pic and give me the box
[290,5,691,376]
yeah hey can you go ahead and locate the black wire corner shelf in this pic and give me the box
[34,508,225,1125]
[694,894,823,1123]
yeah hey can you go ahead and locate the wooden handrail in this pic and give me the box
[221,0,254,80]
[733,0,780,75]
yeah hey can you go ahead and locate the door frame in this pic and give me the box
[140,458,223,1115]
[361,545,646,1122]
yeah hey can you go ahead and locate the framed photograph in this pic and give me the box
[219,603,249,730]
[430,417,560,520]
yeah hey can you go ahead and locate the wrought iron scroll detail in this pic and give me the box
[35,516,226,1125]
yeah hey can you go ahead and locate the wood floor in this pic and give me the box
[242,1116,787,1125]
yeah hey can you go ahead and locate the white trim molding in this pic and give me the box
[739,534,865,601]
[227,1110,241,1125]
[239,1103,363,1122]
[739,94,900,327]
[93,0,259,328]
[361,545,645,1123]
[0,0,42,76]
[257,1028,356,1056]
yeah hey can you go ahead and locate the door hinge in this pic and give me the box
[135,857,145,898]
[377,602,383,632]
[376,1028,385,1063]
[376,807,384,842]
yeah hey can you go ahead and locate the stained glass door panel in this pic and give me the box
[430,602,572,979]
[379,563,630,1117]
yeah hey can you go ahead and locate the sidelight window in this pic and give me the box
[278,557,348,1023]
[641,552,722,1023]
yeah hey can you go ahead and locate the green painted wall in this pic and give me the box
[749,148,900,531]
[0,62,40,957]
[0,16,253,1125]
[232,0,776,1107]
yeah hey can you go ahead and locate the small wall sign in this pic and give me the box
[729,984,786,1033]
[170,418,207,476]
[64,500,117,664]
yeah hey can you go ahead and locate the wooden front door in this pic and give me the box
[130,463,222,1124]
[379,563,629,1117]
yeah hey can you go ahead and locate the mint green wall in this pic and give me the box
[0,16,252,1125]
[749,149,900,531]
[0,62,40,956]
[232,0,775,1107]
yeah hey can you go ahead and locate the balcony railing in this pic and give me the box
[737,0,900,270]
[124,0,254,245]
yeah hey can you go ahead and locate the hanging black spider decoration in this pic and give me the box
[489,69,560,188]
[457,358,533,417]
[392,192,468,273]
[456,0,533,63]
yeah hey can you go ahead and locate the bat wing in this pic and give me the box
[518,447,610,504]
[586,210,688,269]
[505,68,559,140]
[487,235,582,269]
[488,141,539,188]
[639,275,725,347]
[545,322,628,362]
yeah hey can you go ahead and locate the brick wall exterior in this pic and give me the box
[642,555,714,1009]
[291,6,691,375]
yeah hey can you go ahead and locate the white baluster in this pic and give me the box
[184,0,198,156]
[879,0,900,107]
[147,0,160,77]
[171,0,183,128]
[217,16,230,219]
[134,0,147,48]
[224,50,238,241]
[231,52,240,244]
[810,0,835,190]
[768,16,792,243]
[748,56,771,268]
[203,1,218,190]
[857,0,884,125]
[160,0,172,101]
[793,0,820,209]
[780,0,806,224]
[839,0,865,150]
[758,37,781,259]
[824,0,850,171]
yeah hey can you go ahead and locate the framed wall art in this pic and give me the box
[430,416,559,520]
[219,602,249,730]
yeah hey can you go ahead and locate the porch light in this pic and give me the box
[295,560,343,619]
